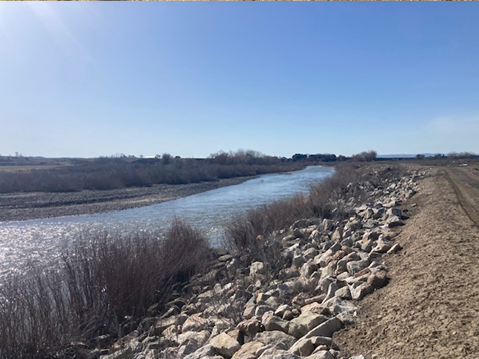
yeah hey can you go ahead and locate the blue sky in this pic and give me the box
[1,2,478,158]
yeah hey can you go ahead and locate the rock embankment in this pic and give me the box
[91,167,423,359]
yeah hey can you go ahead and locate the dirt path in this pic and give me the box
[445,166,479,226]
[334,165,479,358]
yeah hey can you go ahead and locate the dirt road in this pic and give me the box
[334,164,479,358]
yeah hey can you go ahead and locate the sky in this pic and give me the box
[1,2,478,159]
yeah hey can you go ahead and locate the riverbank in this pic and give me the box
[0,177,253,222]
[5,162,479,358]
[82,164,423,359]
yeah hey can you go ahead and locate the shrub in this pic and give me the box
[0,220,210,359]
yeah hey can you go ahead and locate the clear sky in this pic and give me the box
[1,2,478,159]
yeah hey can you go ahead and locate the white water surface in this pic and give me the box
[0,166,333,278]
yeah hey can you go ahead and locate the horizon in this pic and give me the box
[1,2,478,158]
[1,150,471,160]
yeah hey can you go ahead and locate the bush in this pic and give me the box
[0,220,210,359]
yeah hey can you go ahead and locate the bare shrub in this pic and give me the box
[223,193,312,275]
[0,220,210,359]
[351,150,377,162]
[309,164,363,218]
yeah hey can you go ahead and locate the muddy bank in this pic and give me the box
[0,177,253,222]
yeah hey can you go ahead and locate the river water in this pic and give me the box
[0,166,333,278]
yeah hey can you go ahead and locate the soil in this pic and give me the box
[334,162,479,358]
[0,177,253,222]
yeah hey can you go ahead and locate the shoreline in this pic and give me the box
[0,176,254,222]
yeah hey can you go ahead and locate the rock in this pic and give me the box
[331,228,342,241]
[385,207,401,219]
[303,317,342,339]
[152,316,179,336]
[232,341,268,359]
[336,252,361,274]
[101,348,133,359]
[277,282,295,297]
[300,259,319,279]
[237,317,262,338]
[360,238,375,253]
[304,350,335,359]
[183,344,217,359]
[210,332,241,358]
[243,305,256,320]
[265,296,280,309]
[177,330,210,347]
[346,259,369,276]
[345,219,361,231]
[367,270,387,288]
[290,336,333,356]
[256,293,271,303]
[288,313,329,339]
[372,207,385,219]
[262,312,290,334]
[303,247,320,259]
[320,260,337,280]
[292,254,306,267]
[255,331,296,350]
[258,349,300,359]
[250,262,265,276]
[305,294,327,305]
[387,216,404,228]
[289,337,315,356]
[177,341,199,357]
[256,305,274,317]
[182,313,208,332]
[321,282,339,303]
[371,236,393,253]
[274,304,292,318]
[300,302,323,315]
[350,282,374,300]
[282,310,294,321]
[322,219,333,232]
[387,243,403,254]
[322,297,357,324]
[335,286,352,300]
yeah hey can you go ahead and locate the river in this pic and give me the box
[0,165,333,279]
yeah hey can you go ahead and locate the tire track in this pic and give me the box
[444,167,479,227]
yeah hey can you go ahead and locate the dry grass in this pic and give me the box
[0,156,303,193]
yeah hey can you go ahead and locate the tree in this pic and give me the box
[162,153,172,164]
[351,150,377,162]
[292,153,308,162]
